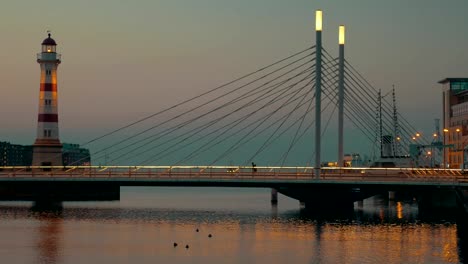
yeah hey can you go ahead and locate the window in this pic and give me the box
[42,45,56,53]
[451,81,468,94]
[43,129,51,138]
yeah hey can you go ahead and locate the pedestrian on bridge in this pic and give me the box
[252,162,257,173]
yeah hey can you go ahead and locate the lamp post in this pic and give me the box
[431,133,438,168]
[443,128,449,168]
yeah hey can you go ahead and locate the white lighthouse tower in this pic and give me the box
[32,33,63,166]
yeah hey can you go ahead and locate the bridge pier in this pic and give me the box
[278,186,357,213]
[357,200,364,208]
[271,188,278,205]
[0,182,120,201]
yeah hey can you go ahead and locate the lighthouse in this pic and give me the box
[32,33,63,166]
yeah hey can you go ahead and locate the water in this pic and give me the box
[0,187,465,264]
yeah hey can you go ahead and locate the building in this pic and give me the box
[32,33,63,166]
[440,78,468,168]
[62,143,91,166]
[0,141,33,166]
[1,141,90,167]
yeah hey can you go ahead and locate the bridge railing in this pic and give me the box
[0,166,466,184]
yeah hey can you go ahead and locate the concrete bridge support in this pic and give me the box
[0,182,120,201]
[271,188,278,205]
[278,186,357,212]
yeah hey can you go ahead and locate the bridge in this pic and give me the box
[1,166,467,212]
[2,10,468,214]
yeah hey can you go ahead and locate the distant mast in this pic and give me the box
[32,32,63,166]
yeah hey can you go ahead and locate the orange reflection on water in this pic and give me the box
[35,213,63,264]
[396,202,403,219]
[0,204,456,264]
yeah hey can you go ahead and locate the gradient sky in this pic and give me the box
[1,0,468,162]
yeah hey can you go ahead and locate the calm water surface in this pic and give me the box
[0,187,466,264]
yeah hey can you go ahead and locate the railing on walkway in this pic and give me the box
[0,166,467,185]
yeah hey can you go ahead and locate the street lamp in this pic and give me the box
[443,128,449,168]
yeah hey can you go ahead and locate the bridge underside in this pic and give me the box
[277,186,381,211]
[0,182,120,201]
[0,179,466,215]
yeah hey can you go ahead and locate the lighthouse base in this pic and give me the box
[32,142,63,166]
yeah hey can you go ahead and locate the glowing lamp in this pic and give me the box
[456,128,461,132]
[433,133,437,137]
[416,133,420,137]
[339,25,345,45]
[443,128,449,133]
[315,10,322,31]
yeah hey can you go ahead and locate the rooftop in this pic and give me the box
[438,78,468,84]
[41,33,57,46]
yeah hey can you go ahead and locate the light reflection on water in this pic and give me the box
[0,187,465,264]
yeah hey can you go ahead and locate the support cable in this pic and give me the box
[81,46,315,147]
[145,75,318,165]
[100,63,316,164]
[70,51,316,166]
[117,71,316,164]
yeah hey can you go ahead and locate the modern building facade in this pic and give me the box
[440,78,468,168]
[62,143,91,166]
[32,33,63,166]
[0,142,33,166]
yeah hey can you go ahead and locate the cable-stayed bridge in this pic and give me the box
[56,45,427,168]
[1,11,467,212]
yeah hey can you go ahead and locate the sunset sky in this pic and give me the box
[1,0,468,162]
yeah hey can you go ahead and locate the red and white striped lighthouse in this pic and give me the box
[32,33,63,166]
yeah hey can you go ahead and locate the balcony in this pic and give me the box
[37,53,61,62]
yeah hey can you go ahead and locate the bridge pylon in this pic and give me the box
[314,10,323,179]
[338,25,345,167]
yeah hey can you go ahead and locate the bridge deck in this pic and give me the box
[0,166,467,187]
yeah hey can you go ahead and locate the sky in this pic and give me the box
[1,0,468,163]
